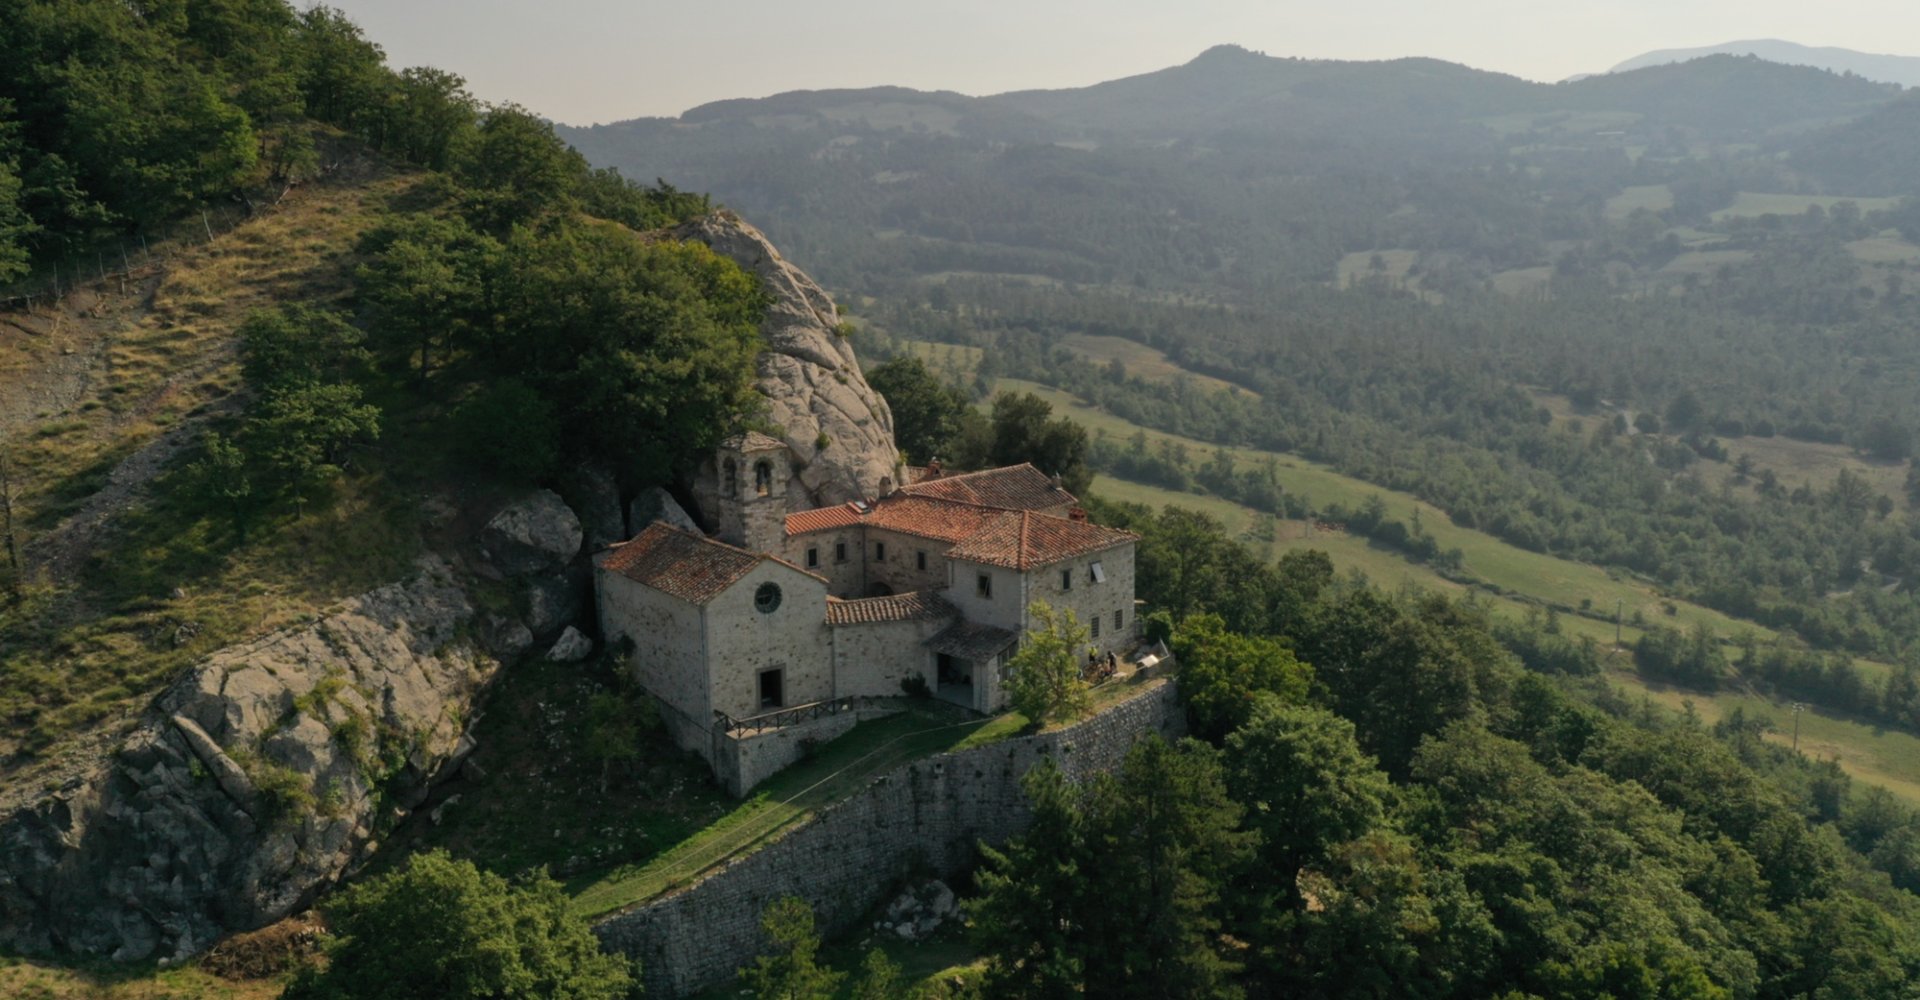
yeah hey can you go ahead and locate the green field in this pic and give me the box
[1335,248,1421,287]
[901,340,985,382]
[996,376,1920,804]
[1605,184,1674,220]
[1608,669,1920,805]
[1060,334,1254,396]
[1711,192,1903,221]
[1002,378,1770,637]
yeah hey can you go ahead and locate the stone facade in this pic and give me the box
[594,679,1185,999]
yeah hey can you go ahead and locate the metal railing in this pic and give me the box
[714,697,856,736]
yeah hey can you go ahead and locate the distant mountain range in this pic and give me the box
[1607,40,1920,87]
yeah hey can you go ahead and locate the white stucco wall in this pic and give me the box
[704,561,833,721]
[945,558,1026,631]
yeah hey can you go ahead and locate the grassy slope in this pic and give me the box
[0,167,429,762]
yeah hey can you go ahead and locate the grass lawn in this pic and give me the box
[569,703,1025,919]
[568,679,1165,920]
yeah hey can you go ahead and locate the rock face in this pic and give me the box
[478,489,583,576]
[0,558,502,962]
[628,486,699,536]
[676,212,902,521]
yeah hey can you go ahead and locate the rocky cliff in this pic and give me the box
[0,557,508,961]
[676,212,902,520]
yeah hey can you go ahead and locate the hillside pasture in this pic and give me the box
[1335,248,1420,287]
[1060,333,1254,396]
[1710,192,1902,221]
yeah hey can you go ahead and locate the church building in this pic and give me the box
[593,434,1140,794]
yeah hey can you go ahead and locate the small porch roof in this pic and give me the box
[924,619,1019,661]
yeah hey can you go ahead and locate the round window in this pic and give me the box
[754,582,783,613]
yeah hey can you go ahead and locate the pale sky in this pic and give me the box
[321,0,1920,125]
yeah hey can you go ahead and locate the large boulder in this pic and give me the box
[676,213,902,519]
[628,486,699,536]
[478,489,583,576]
[0,558,501,962]
[523,567,586,637]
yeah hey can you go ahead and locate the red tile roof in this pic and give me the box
[600,523,819,604]
[825,591,957,627]
[863,495,1000,544]
[898,463,1073,511]
[946,510,1137,571]
[785,502,865,536]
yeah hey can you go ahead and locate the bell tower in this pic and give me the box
[715,432,790,554]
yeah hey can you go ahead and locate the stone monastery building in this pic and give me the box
[594,432,1140,793]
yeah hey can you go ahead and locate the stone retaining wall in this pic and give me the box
[594,679,1184,998]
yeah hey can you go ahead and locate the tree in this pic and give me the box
[247,381,381,503]
[986,392,1091,495]
[184,432,256,541]
[1077,737,1250,999]
[284,849,633,1000]
[355,214,493,384]
[483,221,765,486]
[0,437,20,597]
[458,104,586,230]
[849,947,904,1000]
[1173,613,1314,740]
[1223,697,1391,914]
[971,760,1087,1000]
[866,355,970,464]
[740,896,844,1000]
[239,305,371,393]
[1005,602,1092,726]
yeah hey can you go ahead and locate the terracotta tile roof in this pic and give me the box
[786,502,865,536]
[925,620,1020,661]
[825,591,957,627]
[863,495,1001,544]
[599,523,820,605]
[723,430,787,453]
[898,463,1074,511]
[946,510,1138,571]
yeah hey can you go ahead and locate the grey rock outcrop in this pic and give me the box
[478,490,583,576]
[676,213,902,520]
[629,487,699,536]
[0,558,501,962]
[545,626,593,663]
[524,568,586,637]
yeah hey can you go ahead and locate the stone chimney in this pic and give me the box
[926,458,943,480]
[1069,507,1089,523]
[1051,471,1065,491]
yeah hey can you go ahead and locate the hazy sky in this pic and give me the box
[322,0,1920,125]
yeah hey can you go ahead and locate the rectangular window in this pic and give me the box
[977,573,992,598]
[1060,568,1072,591]
[876,541,887,562]
[916,550,927,571]
[835,542,847,563]
[1091,616,1101,638]
[1115,609,1124,631]
[1089,561,1106,584]
[806,547,819,568]
[758,668,784,709]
